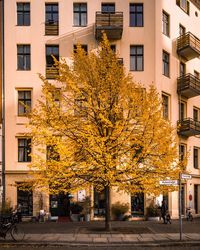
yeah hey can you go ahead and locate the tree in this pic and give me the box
[28,34,181,230]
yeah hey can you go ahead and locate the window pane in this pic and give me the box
[74,13,79,26]
[137,14,143,26]
[24,3,30,11]
[18,148,24,162]
[18,139,25,146]
[137,47,143,54]
[18,103,25,115]
[24,13,30,25]
[130,57,136,71]
[137,56,143,70]
[74,4,80,11]
[17,14,23,25]
[136,5,143,12]
[81,13,87,26]
[80,4,87,11]
[18,55,24,70]
[25,55,30,70]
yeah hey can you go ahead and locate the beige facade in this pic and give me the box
[3,0,200,219]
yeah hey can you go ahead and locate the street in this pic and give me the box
[0,245,200,250]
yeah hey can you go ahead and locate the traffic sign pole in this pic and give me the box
[179,173,182,241]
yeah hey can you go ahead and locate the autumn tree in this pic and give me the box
[28,34,181,230]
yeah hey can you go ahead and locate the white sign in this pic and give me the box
[160,180,179,186]
[77,189,86,202]
[180,174,192,180]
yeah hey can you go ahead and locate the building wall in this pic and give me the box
[3,0,200,218]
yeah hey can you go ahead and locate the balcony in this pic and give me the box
[177,118,200,137]
[177,73,200,98]
[46,66,59,79]
[177,32,200,61]
[45,21,59,36]
[95,12,123,40]
[117,58,123,65]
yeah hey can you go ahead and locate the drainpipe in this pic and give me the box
[1,0,5,208]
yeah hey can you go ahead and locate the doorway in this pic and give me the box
[131,193,144,217]
[50,193,70,217]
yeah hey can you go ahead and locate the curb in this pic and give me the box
[0,240,200,247]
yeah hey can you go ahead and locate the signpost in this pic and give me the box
[159,180,178,185]
[160,173,192,241]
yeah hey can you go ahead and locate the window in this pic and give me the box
[17,45,30,70]
[130,3,143,27]
[162,93,170,120]
[47,145,60,161]
[194,147,199,169]
[46,45,59,67]
[180,62,186,76]
[18,138,31,162]
[194,70,199,79]
[101,3,115,13]
[18,90,31,116]
[193,108,199,121]
[17,2,30,26]
[73,44,88,54]
[45,3,58,23]
[162,51,170,77]
[179,24,186,36]
[179,144,186,162]
[110,45,116,53]
[162,11,170,36]
[130,45,144,71]
[179,101,187,120]
[17,186,33,216]
[73,3,87,26]
[177,0,190,14]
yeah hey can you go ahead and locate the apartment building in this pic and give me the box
[2,0,200,219]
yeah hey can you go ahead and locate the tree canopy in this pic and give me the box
[28,35,181,198]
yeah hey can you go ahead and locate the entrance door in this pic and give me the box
[93,189,106,216]
[194,185,199,214]
[17,188,33,216]
[50,193,70,217]
[131,193,144,217]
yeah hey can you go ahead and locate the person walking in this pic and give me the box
[161,200,167,224]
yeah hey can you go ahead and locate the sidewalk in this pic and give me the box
[0,220,200,246]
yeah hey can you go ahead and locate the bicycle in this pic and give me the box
[0,212,25,241]
[186,207,193,221]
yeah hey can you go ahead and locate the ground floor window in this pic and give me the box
[131,193,144,216]
[93,189,106,216]
[17,186,33,216]
[50,193,70,217]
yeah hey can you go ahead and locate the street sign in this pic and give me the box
[159,180,178,186]
[180,174,192,180]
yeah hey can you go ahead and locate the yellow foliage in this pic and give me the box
[28,34,182,196]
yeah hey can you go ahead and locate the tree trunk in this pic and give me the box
[105,186,111,231]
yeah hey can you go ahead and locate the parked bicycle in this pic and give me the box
[186,207,193,221]
[0,211,25,241]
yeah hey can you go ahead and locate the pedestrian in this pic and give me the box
[16,203,22,222]
[161,200,167,224]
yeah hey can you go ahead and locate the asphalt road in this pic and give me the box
[0,245,200,250]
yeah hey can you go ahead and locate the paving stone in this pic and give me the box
[88,234,100,237]
[108,237,123,243]
[57,235,76,241]
[75,236,93,242]
[93,237,108,243]
[138,237,154,242]
[122,237,139,242]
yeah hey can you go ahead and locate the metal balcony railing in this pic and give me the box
[45,21,59,36]
[95,11,123,40]
[46,65,59,79]
[177,32,200,61]
[177,118,200,137]
[177,73,200,98]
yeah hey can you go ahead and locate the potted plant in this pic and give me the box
[70,202,83,222]
[146,202,160,221]
[111,202,129,221]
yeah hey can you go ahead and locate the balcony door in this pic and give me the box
[101,3,115,13]
[131,193,144,217]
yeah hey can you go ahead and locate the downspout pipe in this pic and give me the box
[1,0,5,208]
